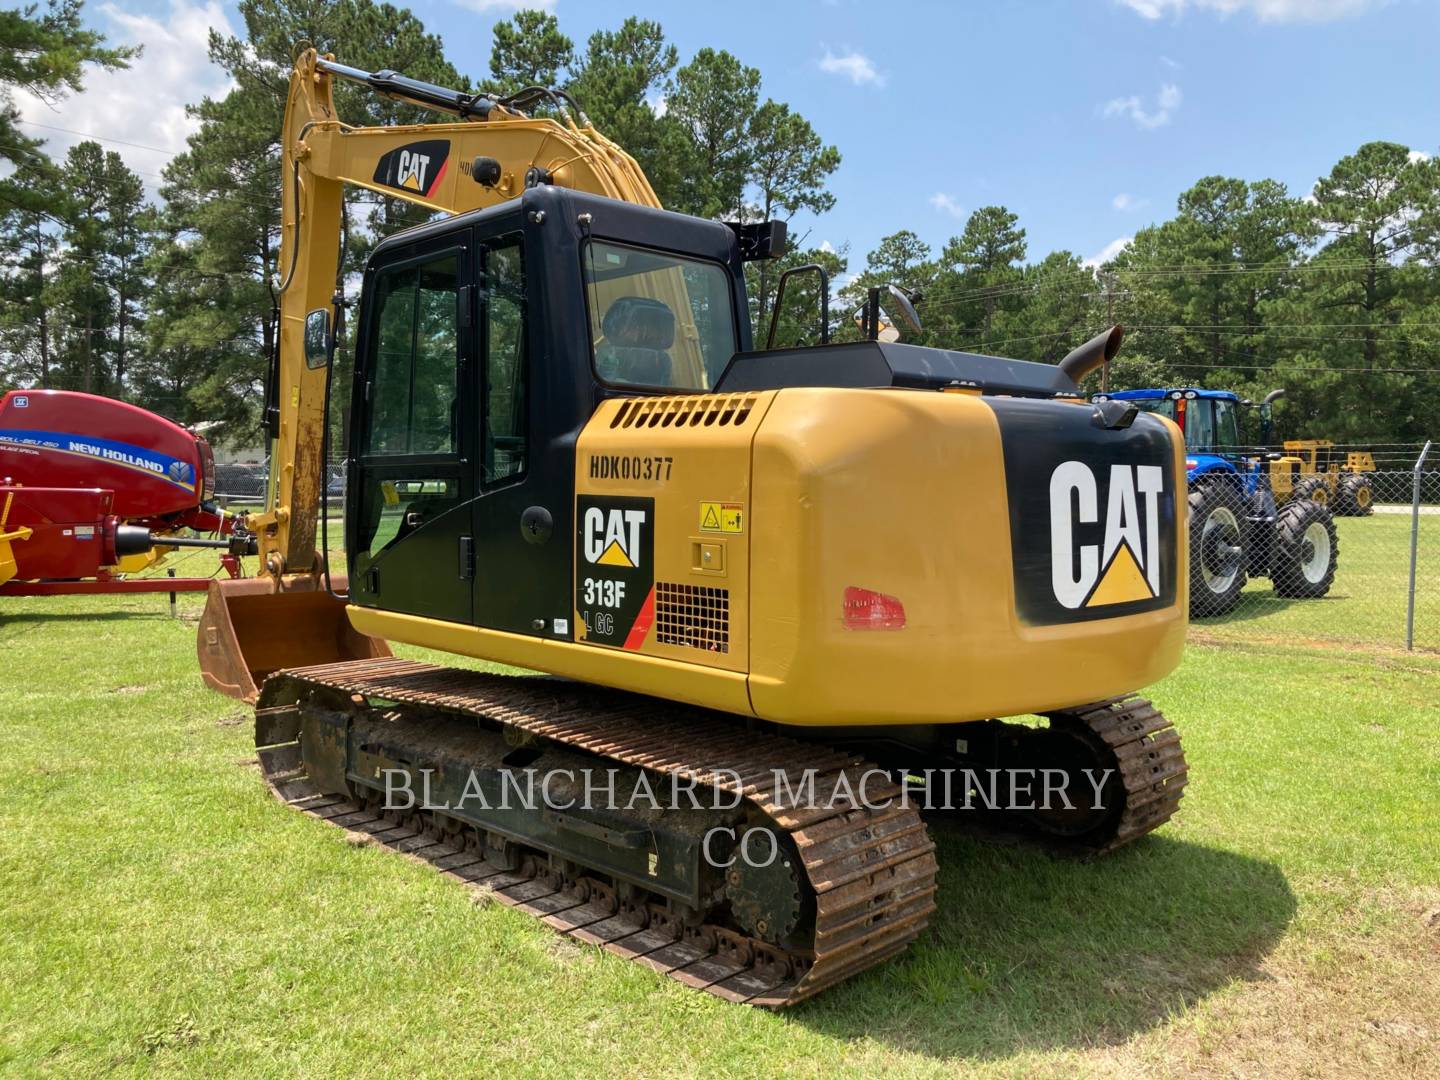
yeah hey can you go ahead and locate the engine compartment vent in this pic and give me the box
[610,394,758,430]
[654,582,730,654]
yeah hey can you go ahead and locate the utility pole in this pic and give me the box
[1095,271,1127,393]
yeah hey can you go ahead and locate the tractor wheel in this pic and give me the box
[1271,499,1338,599]
[1291,475,1330,509]
[1189,482,1246,617]
[1336,473,1374,516]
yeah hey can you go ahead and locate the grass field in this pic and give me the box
[1196,513,1440,653]
[2,590,1438,1078]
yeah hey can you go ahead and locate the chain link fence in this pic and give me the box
[1189,447,1439,653]
[213,461,345,506]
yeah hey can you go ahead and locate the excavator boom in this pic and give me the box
[199,50,661,700]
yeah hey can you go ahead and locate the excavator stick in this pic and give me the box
[197,573,391,702]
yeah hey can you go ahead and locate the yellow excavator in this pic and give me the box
[199,50,1190,1007]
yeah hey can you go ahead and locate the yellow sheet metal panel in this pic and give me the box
[350,386,1185,731]
[572,392,777,674]
[0,492,29,586]
[747,388,1188,726]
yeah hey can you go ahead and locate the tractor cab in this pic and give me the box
[1095,388,1250,482]
[1096,386,1340,619]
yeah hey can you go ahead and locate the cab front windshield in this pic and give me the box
[1131,395,1241,452]
[583,240,737,391]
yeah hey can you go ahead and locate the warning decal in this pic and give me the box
[699,501,744,534]
[577,495,654,648]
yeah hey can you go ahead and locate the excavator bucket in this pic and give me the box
[197,574,391,702]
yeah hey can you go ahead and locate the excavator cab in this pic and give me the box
[340,189,750,636]
[200,186,759,699]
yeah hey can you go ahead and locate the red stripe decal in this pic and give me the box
[623,585,657,650]
[425,157,449,197]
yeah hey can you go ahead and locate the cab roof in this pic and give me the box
[1103,388,1242,402]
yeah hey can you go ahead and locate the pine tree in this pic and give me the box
[937,206,1028,347]
[0,0,133,188]
[568,18,681,205]
[665,49,761,219]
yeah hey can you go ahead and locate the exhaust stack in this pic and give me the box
[1058,325,1125,385]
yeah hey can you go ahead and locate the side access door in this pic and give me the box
[347,234,476,623]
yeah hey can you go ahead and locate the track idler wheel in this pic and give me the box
[722,829,809,947]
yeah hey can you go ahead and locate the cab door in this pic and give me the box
[469,229,573,637]
[347,236,475,624]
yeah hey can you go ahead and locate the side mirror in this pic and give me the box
[854,284,923,343]
[886,284,923,336]
[304,309,330,370]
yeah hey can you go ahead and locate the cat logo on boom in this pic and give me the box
[372,139,450,198]
[1049,462,1166,610]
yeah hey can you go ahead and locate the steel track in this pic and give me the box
[256,659,939,1006]
[252,661,1185,1005]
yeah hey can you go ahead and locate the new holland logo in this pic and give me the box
[1050,462,1165,610]
[372,139,451,198]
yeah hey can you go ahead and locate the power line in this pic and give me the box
[15,120,181,158]
[912,258,1421,309]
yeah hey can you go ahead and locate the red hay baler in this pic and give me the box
[0,389,251,596]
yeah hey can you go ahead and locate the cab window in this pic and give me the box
[583,240,737,390]
[1214,398,1240,449]
[366,251,460,456]
[1186,399,1216,451]
[483,238,527,486]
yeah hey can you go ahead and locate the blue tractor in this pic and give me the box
[1094,387,1338,617]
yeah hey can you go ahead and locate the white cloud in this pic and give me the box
[1103,83,1182,129]
[1408,149,1432,164]
[819,239,837,254]
[1113,193,1134,210]
[646,92,667,118]
[818,48,885,87]
[13,1,236,194]
[1160,54,1182,69]
[1085,236,1133,268]
[1116,0,1379,22]
[928,192,964,219]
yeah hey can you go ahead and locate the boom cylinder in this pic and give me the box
[314,58,502,120]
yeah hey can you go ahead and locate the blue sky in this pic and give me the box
[16,0,1440,271]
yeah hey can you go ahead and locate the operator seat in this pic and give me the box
[596,296,675,387]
